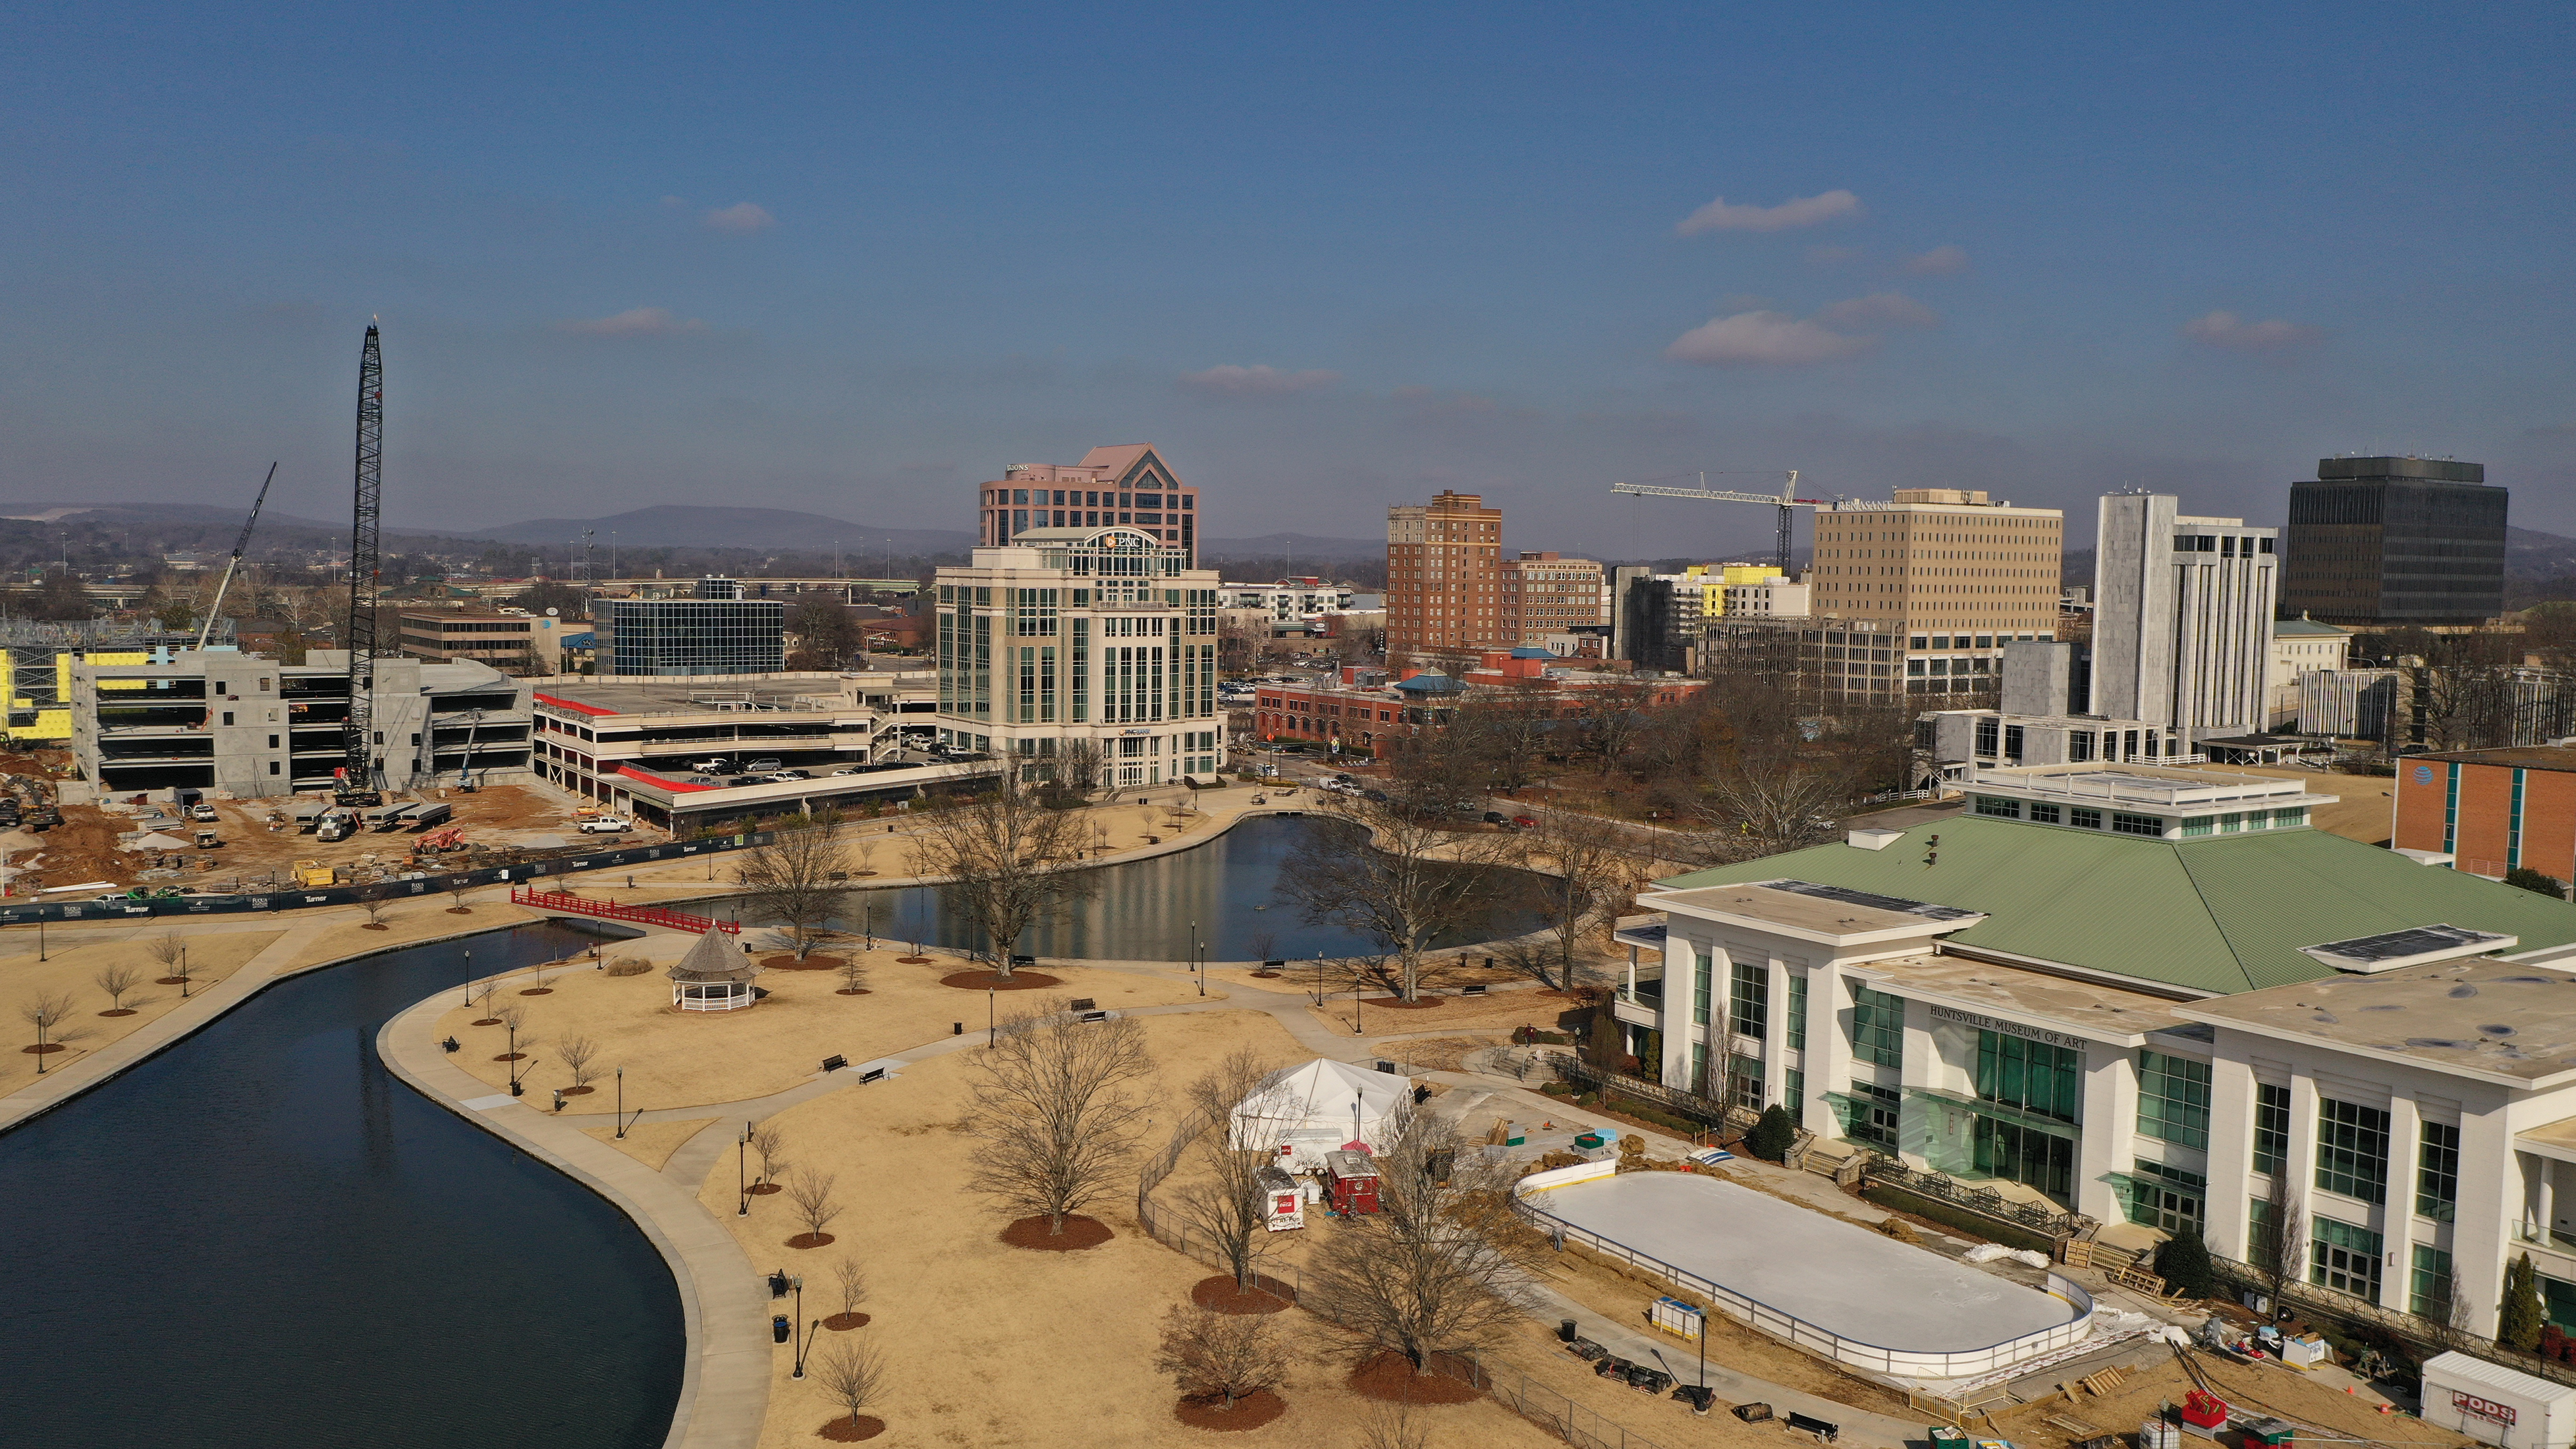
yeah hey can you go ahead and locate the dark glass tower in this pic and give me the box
[2279,457,2506,626]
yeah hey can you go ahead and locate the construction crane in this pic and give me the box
[343,323,384,793]
[192,462,278,651]
[1608,470,1826,572]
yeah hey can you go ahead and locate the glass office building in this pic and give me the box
[2280,457,2507,627]
[600,599,785,676]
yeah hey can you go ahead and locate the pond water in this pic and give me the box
[0,923,684,1449]
[833,813,1545,962]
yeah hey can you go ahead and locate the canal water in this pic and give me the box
[0,922,683,1449]
[833,812,1545,961]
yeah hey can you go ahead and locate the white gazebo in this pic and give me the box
[1229,1058,1410,1170]
[667,928,763,1012]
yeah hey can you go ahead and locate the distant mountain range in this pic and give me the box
[454,505,973,557]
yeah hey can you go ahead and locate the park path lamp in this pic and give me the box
[615,1065,627,1138]
[738,1122,752,1216]
[790,1275,810,1379]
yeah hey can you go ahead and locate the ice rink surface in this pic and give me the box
[1533,1172,2081,1352]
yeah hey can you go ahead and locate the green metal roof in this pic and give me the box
[1651,818,2576,995]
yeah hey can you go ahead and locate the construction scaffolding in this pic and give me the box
[0,618,231,742]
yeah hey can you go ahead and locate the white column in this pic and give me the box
[1763,955,1792,1112]
[1810,962,1853,1138]
[2286,1072,2323,1288]
[2076,1045,2133,1224]
[1659,933,1699,1091]
[2385,1094,2421,1312]
[2452,1101,2513,1340]
[2205,1046,2258,1261]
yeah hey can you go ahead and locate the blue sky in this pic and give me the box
[4,3,2571,555]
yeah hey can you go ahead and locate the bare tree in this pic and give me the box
[472,978,499,1023]
[1579,678,1660,776]
[94,962,145,1014]
[1511,810,1649,991]
[916,782,1092,977]
[1302,1101,1546,1375]
[835,953,869,995]
[735,811,848,960]
[749,1123,790,1188]
[1357,1404,1431,1449]
[1054,738,1105,800]
[1689,747,1853,861]
[2256,1165,2306,1306]
[447,877,473,912]
[146,932,190,989]
[360,894,391,927]
[493,1002,530,1059]
[1278,786,1513,1002]
[1155,1303,1292,1412]
[555,1033,603,1093]
[811,1340,887,1433]
[20,991,80,1065]
[827,1256,869,1328]
[1166,1048,1294,1294]
[785,1167,842,1246]
[966,996,1153,1235]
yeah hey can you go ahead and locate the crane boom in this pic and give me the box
[192,462,278,651]
[1608,468,1899,569]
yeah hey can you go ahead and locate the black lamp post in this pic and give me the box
[738,1122,751,1216]
[790,1275,809,1379]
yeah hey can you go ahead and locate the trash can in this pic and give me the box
[772,1315,792,1344]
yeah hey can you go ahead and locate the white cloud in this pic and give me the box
[1817,292,1942,330]
[556,306,706,337]
[1674,189,1861,236]
[703,202,776,234]
[1902,244,1970,275]
[1664,311,1875,367]
[1178,364,1340,396]
[2182,310,2322,350]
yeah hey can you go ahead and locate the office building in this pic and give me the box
[1807,489,2065,696]
[1386,491,1504,658]
[71,649,531,797]
[2270,615,2355,728]
[1253,652,1701,756]
[597,597,786,677]
[932,525,1226,788]
[975,445,1199,566]
[398,609,537,671]
[1501,552,1606,645]
[1617,759,2576,1336]
[2394,747,2576,882]
[2091,495,2278,736]
[1219,578,1356,632]
[2282,456,2507,627]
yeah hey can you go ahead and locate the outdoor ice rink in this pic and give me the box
[1532,1172,2083,1353]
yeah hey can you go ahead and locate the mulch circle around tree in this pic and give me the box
[823,1311,871,1330]
[814,1415,886,1442]
[1190,1274,1295,1314]
[1174,1390,1286,1432]
[761,954,846,971]
[472,1018,501,1027]
[1250,971,1282,979]
[787,1232,836,1249]
[493,1051,526,1062]
[563,1084,595,1096]
[362,923,390,931]
[750,1182,784,1195]
[1361,995,1443,1010]
[155,976,188,985]
[98,1008,137,1018]
[1346,1350,1483,1404]
[23,1043,65,1055]
[445,906,473,914]
[941,970,1062,991]
[518,987,553,995]
[835,987,871,996]
[896,956,933,964]
[1000,1214,1112,1250]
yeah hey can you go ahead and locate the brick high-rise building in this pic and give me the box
[975,445,1199,567]
[1807,488,2064,697]
[1386,491,1503,658]
[1500,551,1605,645]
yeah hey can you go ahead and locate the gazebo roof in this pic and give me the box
[667,927,761,983]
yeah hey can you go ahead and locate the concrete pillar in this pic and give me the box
[1763,955,1792,1113]
[2076,1045,2134,1224]
[2286,1072,2324,1289]
[2205,1047,2258,1261]
[2385,1093,2421,1311]
[1659,933,1699,1091]
[1809,962,1853,1139]
[2452,1103,2513,1339]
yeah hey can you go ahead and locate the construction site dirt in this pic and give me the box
[4,782,640,900]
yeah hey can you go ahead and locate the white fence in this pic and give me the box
[1514,1176,2096,1381]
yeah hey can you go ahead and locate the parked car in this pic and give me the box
[741,757,782,773]
[1483,810,1508,825]
[188,803,220,822]
[764,771,808,782]
[578,815,634,833]
[691,757,732,773]
[1512,815,1539,829]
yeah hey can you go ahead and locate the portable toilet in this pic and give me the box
[1257,1165,1305,1232]
[2423,1351,2576,1449]
[1324,1151,1381,1215]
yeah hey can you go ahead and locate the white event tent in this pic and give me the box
[1230,1058,1410,1169]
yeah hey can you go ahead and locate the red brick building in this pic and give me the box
[1252,651,1701,757]
[2392,746,2576,882]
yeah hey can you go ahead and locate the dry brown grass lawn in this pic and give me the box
[579,1116,718,1172]
[431,944,1227,1112]
[695,1006,1571,1449]
[1307,987,1588,1039]
[0,929,283,1091]
[283,902,543,973]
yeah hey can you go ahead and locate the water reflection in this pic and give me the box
[835,813,1543,961]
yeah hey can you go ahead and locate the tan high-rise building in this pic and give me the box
[1386,491,1503,658]
[1500,551,1606,645]
[1807,488,2064,697]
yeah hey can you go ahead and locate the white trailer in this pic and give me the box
[2423,1352,2576,1449]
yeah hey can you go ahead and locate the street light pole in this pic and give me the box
[738,1122,751,1216]
[615,1064,626,1139]
[791,1276,808,1378]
